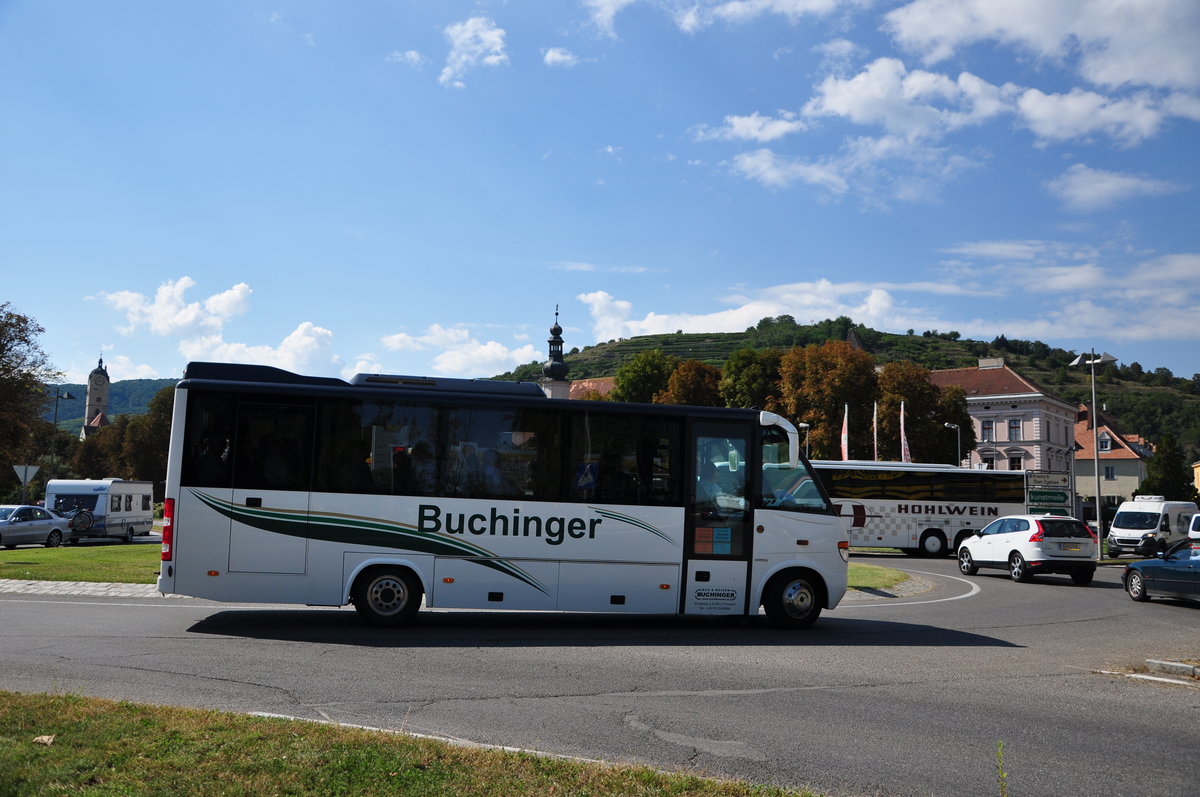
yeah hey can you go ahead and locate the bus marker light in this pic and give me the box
[659,584,671,590]
[756,525,765,533]
[207,571,219,577]
[443,577,455,583]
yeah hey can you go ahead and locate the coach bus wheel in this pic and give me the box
[919,531,947,557]
[762,570,823,629]
[352,568,422,627]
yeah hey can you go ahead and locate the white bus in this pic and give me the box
[156,363,849,629]
[810,461,1033,556]
[45,478,155,543]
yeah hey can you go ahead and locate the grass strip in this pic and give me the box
[0,691,820,797]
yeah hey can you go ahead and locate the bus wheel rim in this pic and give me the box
[369,577,407,615]
[781,579,813,619]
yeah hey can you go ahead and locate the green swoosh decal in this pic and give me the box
[190,490,549,595]
[589,507,678,546]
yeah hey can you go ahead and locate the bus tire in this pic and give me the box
[919,531,947,557]
[351,567,422,627]
[762,570,824,629]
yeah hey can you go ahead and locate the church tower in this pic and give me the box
[80,356,111,440]
[539,309,570,399]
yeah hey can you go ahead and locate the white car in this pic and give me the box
[957,514,1098,585]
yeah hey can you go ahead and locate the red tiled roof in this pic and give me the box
[569,377,617,399]
[929,363,1058,400]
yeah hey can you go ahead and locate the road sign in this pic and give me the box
[13,464,39,485]
[1028,489,1069,505]
[1028,471,1070,488]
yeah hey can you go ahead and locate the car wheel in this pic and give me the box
[45,530,63,548]
[1008,552,1032,583]
[762,570,823,629]
[958,547,978,575]
[351,568,422,627]
[1070,569,1095,586]
[919,531,947,557]
[1126,571,1150,602]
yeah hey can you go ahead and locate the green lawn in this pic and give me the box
[0,691,821,797]
[0,544,907,593]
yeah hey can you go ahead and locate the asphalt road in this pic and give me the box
[1,554,1198,797]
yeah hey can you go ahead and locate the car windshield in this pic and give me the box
[0,507,13,520]
[1038,519,1092,539]
[1112,511,1159,530]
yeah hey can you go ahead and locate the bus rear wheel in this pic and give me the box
[762,570,823,629]
[919,531,947,557]
[352,568,422,627]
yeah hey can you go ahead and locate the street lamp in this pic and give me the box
[50,390,74,478]
[1070,349,1117,562]
[944,422,961,466]
[796,422,811,459]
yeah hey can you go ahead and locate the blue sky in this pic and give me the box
[3,1,1198,384]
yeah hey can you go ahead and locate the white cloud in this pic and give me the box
[676,0,867,32]
[1045,163,1183,211]
[803,58,1014,141]
[380,323,537,376]
[178,322,340,377]
[694,111,806,142]
[98,354,161,381]
[1016,88,1164,145]
[102,277,251,337]
[439,17,508,89]
[386,50,426,68]
[543,47,579,67]
[731,148,849,193]
[884,0,1200,92]
[584,0,638,38]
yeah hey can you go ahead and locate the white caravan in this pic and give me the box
[44,478,155,543]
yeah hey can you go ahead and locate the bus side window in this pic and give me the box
[181,391,235,489]
[232,402,314,491]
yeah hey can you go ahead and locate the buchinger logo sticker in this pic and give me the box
[692,587,739,611]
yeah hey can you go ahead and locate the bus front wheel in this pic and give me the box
[919,531,947,557]
[351,568,423,627]
[762,570,824,629]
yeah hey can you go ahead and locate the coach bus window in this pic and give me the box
[181,391,235,488]
[442,406,562,501]
[568,413,681,506]
[232,402,314,492]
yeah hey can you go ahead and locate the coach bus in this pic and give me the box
[156,363,849,629]
[810,460,1032,556]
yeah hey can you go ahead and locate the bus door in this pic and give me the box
[683,422,752,615]
[228,401,313,574]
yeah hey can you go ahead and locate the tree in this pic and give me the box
[876,361,973,464]
[0,304,60,490]
[1138,434,1197,502]
[654,360,722,407]
[719,348,782,410]
[611,350,679,403]
[778,341,878,459]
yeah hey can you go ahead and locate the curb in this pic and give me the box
[0,579,174,598]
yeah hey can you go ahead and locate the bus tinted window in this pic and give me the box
[232,401,314,491]
[180,391,235,488]
[567,412,681,506]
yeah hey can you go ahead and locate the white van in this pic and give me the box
[1106,496,1198,558]
[44,478,155,544]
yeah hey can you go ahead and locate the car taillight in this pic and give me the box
[1029,521,1044,543]
[161,497,174,562]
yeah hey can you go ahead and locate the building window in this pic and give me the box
[1008,455,1023,471]
[1008,419,1021,442]
[981,420,994,442]
[981,456,994,470]
[1098,435,1111,452]
[1104,466,1117,480]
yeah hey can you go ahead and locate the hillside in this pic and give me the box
[43,378,177,430]
[497,316,1200,457]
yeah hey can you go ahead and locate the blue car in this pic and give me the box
[1123,528,1200,603]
